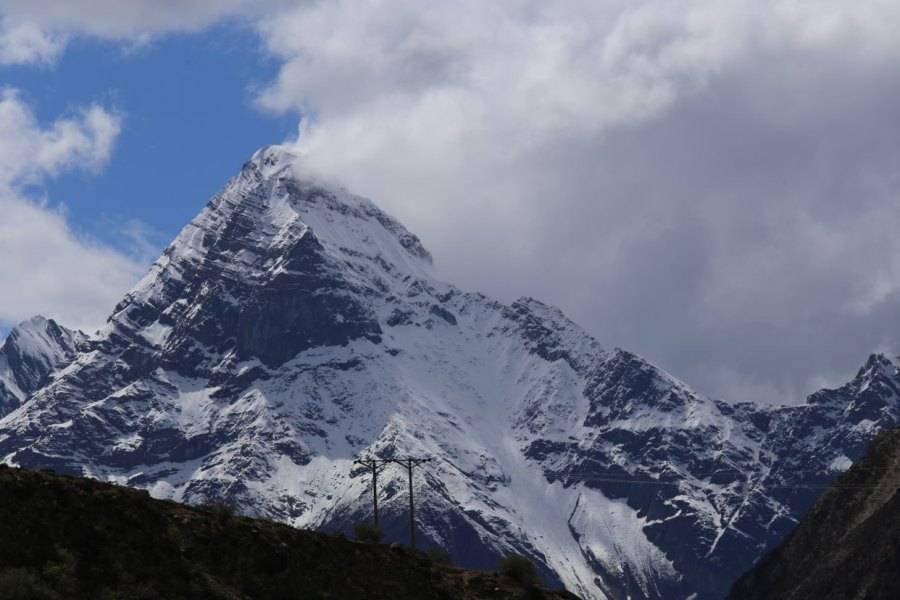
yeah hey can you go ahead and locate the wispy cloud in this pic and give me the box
[0,15,63,64]
[0,88,121,183]
[0,0,289,64]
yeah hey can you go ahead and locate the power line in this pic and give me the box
[557,475,894,490]
[568,456,899,486]
[574,456,894,475]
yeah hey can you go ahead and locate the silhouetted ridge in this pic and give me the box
[0,465,576,600]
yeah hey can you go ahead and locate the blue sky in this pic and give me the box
[0,23,295,255]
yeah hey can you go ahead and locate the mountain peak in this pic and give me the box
[247,144,298,179]
[109,146,435,369]
[2,315,84,359]
[0,316,84,416]
[233,145,434,274]
[17,314,51,329]
[854,352,898,381]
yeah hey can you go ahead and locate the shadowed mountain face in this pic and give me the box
[728,428,900,600]
[1,146,900,599]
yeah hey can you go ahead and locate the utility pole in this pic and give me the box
[391,457,432,549]
[353,458,391,528]
[353,455,432,549]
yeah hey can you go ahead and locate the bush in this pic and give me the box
[42,546,78,592]
[426,547,453,566]
[0,568,59,600]
[353,522,384,543]
[198,499,235,524]
[499,554,538,586]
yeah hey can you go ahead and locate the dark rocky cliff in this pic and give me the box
[728,428,900,600]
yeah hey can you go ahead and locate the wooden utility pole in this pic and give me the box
[391,457,432,549]
[353,458,390,527]
[353,455,432,548]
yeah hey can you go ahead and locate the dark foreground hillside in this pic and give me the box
[728,428,900,600]
[0,465,577,600]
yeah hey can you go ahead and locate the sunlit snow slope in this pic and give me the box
[2,147,900,600]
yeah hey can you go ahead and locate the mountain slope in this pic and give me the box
[727,428,900,600]
[1,146,899,599]
[0,464,575,600]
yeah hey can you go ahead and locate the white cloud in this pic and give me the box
[0,0,292,63]
[0,89,120,184]
[0,16,62,64]
[0,196,144,331]
[0,90,142,331]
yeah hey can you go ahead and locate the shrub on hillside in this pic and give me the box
[42,546,77,592]
[198,499,235,524]
[0,568,58,600]
[426,547,453,566]
[499,553,538,586]
[354,522,384,543]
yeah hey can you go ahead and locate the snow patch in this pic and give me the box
[829,455,852,472]
[570,487,677,597]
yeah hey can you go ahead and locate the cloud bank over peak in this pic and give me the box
[250,1,900,403]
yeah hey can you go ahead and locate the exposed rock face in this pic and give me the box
[1,146,900,599]
[728,428,900,600]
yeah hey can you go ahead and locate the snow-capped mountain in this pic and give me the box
[1,146,899,600]
[0,316,86,416]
